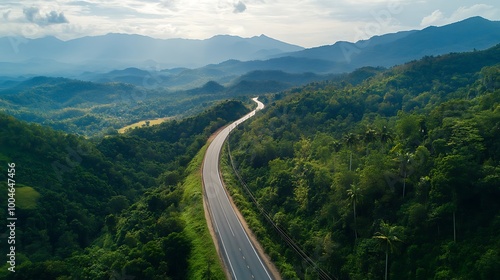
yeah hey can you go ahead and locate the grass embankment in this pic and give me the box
[0,183,40,210]
[15,185,40,209]
[118,117,173,133]
[180,144,225,279]
[220,143,297,279]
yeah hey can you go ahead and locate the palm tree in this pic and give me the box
[343,133,358,171]
[373,221,403,280]
[379,126,393,144]
[364,127,377,144]
[391,150,414,198]
[347,184,362,239]
[399,152,413,199]
[363,127,378,154]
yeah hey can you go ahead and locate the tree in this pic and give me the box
[343,133,358,171]
[395,113,423,148]
[373,221,404,280]
[162,232,192,278]
[398,151,414,199]
[430,154,472,242]
[347,183,362,239]
[379,126,393,144]
[108,195,130,214]
[388,145,415,198]
[364,127,378,144]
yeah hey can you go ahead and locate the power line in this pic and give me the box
[226,142,337,280]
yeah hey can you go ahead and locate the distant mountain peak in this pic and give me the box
[425,16,496,30]
[0,32,304,75]
[277,16,500,72]
[460,15,489,22]
[208,34,248,40]
[104,32,149,38]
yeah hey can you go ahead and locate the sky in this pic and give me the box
[0,0,499,48]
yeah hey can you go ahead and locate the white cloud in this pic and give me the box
[449,4,498,22]
[420,4,498,27]
[420,9,444,26]
[0,1,499,47]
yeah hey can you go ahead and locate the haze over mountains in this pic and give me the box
[202,16,500,75]
[284,16,500,71]
[0,16,499,87]
[0,34,304,75]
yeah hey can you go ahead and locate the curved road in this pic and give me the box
[202,98,273,280]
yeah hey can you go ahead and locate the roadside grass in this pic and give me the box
[181,144,226,279]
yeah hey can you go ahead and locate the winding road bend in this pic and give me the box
[202,98,273,280]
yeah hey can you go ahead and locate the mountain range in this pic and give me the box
[199,16,500,76]
[0,33,303,75]
[283,16,500,71]
[0,16,499,88]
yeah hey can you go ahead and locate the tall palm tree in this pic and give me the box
[347,184,362,239]
[379,126,393,144]
[399,152,413,198]
[364,127,378,144]
[364,127,378,154]
[343,133,358,171]
[373,221,403,280]
[391,150,414,198]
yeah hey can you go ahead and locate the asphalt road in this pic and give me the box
[202,97,272,280]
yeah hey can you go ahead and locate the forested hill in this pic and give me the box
[0,100,249,279]
[228,45,500,279]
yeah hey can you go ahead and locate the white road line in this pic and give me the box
[205,97,271,280]
[234,211,273,280]
[211,206,238,280]
[215,190,236,236]
[215,146,273,279]
[211,98,272,280]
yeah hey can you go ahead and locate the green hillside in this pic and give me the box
[0,75,293,137]
[0,100,249,279]
[227,45,500,279]
[0,77,255,136]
